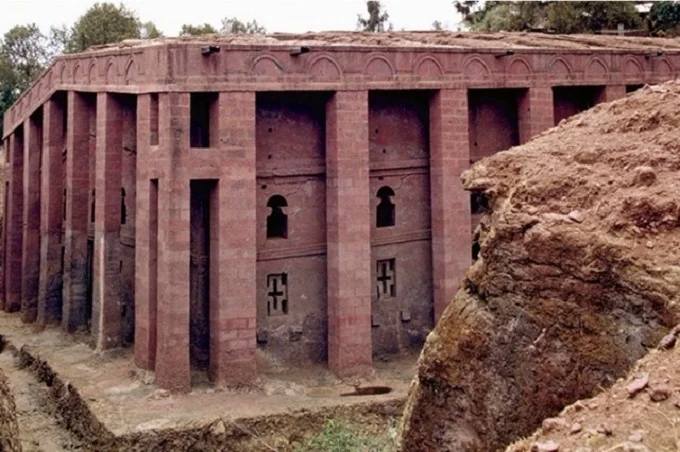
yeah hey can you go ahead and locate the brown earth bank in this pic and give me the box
[508,330,680,452]
[399,79,680,451]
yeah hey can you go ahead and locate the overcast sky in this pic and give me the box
[0,0,464,37]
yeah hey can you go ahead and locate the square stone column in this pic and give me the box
[325,91,372,377]
[93,92,122,350]
[38,98,65,326]
[155,92,191,392]
[63,92,92,332]
[209,92,257,386]
[519,87,554,144]
[21,116,42,323]
[134,93,157,370]
[4,132,24,312]
[430,89,471,321]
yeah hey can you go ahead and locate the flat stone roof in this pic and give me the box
[83,31,680,53]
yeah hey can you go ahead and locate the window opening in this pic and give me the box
[267,273,288,316]
[376,186,395,228]
[376,259,396,299]
[266,195,288,239]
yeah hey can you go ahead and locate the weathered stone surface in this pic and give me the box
[400,81,680,451]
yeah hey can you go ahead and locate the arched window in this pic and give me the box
[266,195,288,239]
[121,188,127,225]
[376,186,395,228]
[90,189,95,223]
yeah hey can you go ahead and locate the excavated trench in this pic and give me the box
[0,334,403,451]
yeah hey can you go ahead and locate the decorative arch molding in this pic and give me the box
[251,54,285,76]
[308,54,343,79]
[622,56,644,81]
[548,57,572,77]
[73,63,84,84]
[585,56,610,79]
[124,57,138,85]
[413,55,444,78]
[58,62,68,84]
[507,57,532,78]
[363,54,395,77]
[462,56,491,80]
[88,60,98,84]
[46,69,53,91]
[104,58,118,84]
[652,57,674,78]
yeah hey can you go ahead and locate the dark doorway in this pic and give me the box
[190,180,216,370]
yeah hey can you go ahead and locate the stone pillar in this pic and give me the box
[430,89,471,321]
[325,91,372,377]
[38,97,65,326]
[93,92,122,350]
[519,87,554,144]
[21,116,42,323]
[4,132,24,312]
[155,93,191,392]
[134,94,156,370]
[598,85,627,104]
[209,92,257,386]
[0,137,7,307]
[63,92,92,332]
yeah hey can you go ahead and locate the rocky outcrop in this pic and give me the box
[400,81,680,451]
[0,367,21,451]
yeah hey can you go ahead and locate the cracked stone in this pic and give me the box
[649,384,671,402]
[626,375,649,397]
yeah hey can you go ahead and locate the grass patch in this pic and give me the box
[293,419,397,452]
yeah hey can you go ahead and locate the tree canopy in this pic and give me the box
[454,1,644,33]
[357,1,392,32]
[220,17,267,34]
[0,24,55,135]
[179,23,218,36]
[63,2,142,53]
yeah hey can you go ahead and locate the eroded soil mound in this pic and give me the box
[400,80,680,451]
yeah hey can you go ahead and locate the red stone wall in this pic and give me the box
[2,41,680,390]
[368,90,434,358]
[256,92,329,365]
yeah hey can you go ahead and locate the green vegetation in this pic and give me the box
[293,419,397,452]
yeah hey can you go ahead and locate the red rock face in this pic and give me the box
[1,33,679,393]
[400,81,680,451]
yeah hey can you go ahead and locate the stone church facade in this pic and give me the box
[2,33,678,392]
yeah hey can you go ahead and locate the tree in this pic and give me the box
[179,23,218,36]
[220,17,267,34]
[357,1,392,32]
[649,1,680,36]
[140,21,163,39]
[65,2,141,53]
[432,20,445,31]
[454,1,642,33]
[0,24,55,136]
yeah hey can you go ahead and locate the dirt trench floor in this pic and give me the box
[0,312,409,451]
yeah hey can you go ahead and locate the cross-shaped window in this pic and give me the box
[267,273,288,316]
[376,259,396,299]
